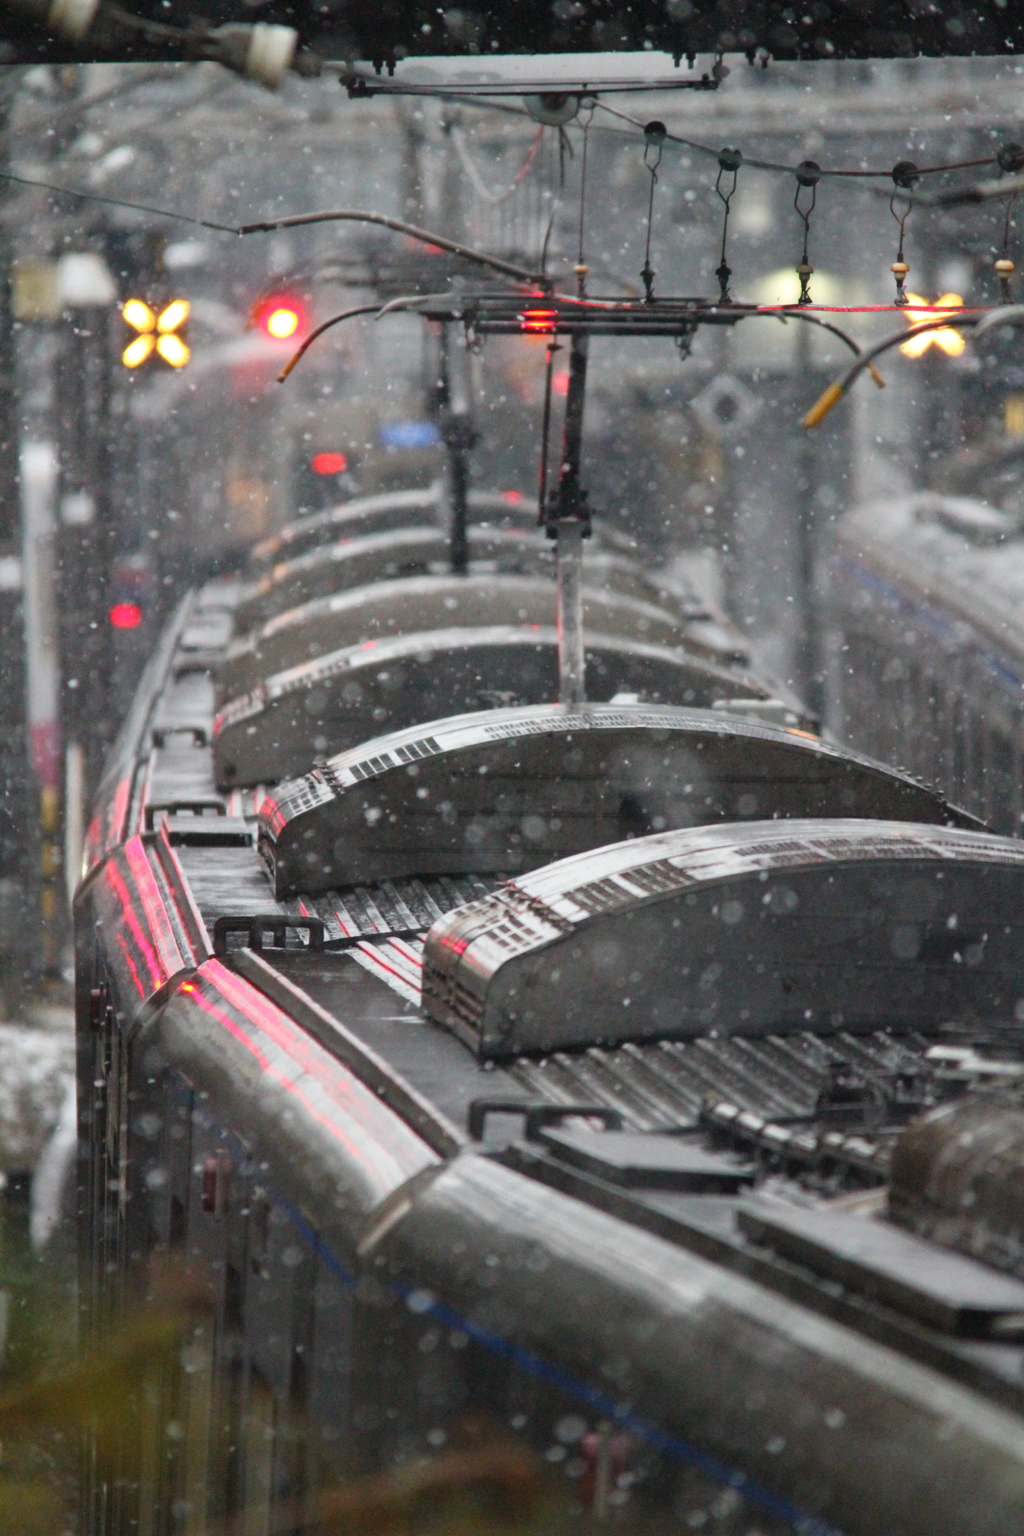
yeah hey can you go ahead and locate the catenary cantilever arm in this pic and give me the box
[276,305,384,382]
[276,294,453,382]
[759,308,887,388]
[803,313,982,428]
[237,208,548,285]
[277,290,887,385]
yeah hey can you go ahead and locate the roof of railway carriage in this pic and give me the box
[257,700,981,898]
[230,524,701,638]
[211,623,777,786]
[421,817,1024,1059]
[247,488,535,575]
[214,573,729,710]
[838,492,1024,659]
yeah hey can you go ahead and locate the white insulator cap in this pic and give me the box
[47,0,98,41]
[245,23,298,88]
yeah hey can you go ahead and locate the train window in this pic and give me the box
[913,665,944,784]
[239,1367,276,1536]
[964,702,987,823]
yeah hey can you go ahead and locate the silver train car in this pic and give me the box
[76,486,1024,1536]
[245,484,539,573]
[830,491,1024,835]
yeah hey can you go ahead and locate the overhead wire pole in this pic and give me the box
[541,108,595,709]
[56,262,117,855]
[793,318,820,715]
[19,68,91,975]
[437,111,476,575]
[439,322,476,575]
[0,75,34,1001]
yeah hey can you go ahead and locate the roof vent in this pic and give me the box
[214,573,705,711]
[258,703,971,898]
[212,628,771,789]
[421,819,1024,1059]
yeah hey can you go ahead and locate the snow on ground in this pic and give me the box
[0,1016,74,1171]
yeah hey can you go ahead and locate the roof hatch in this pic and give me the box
[259,704,972,898]
[213,628,773,789]
[421,819,1024,1059]
[215,574,713,711]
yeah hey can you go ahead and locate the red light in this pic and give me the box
[254,294,306,340]
[266,307,299,339]
[553,372,570,396]
[521,308,558,334]
[311,452,347,475]
[500,490,524,503]
[109,602,143,629]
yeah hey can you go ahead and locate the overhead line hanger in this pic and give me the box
[333,63,720,97]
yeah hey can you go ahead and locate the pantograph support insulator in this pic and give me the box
[543,331,592,707]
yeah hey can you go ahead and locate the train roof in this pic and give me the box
[258,701,975,898]
[422,818,1024,1058]
[233,524,737,642]
[234,524,549,634]
[837,492,1024,665]
[214,573,733,709]
[211,625,775,789]
[247,485,534,572]
[82,579,1024,1472]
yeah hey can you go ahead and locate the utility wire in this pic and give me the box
[274,289,919,385]
[0,94,1007,243]
[803,312,987,427]
[594,98,998,182]
[0,174,547,285]
[0,166,240,228]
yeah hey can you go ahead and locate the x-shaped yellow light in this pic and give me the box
[122,298,191,369]
[900,293,967,358]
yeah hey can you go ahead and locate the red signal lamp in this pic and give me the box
[109,602,143,630]
[254,294,306,341]
[521,308,558,334]
[311,452,348,475]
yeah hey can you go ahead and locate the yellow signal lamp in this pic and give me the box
[123,298,156,334]
[122,333,156,368]
[122,296,190,368]
[900,294,967,358]
[156,332,190,368]
[157,299,190,335]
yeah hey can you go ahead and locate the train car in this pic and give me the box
[216,576,746,710]
[234,524,743,642]
[830,490,1024,835]
[77,491,1024,1536]
[210,627,787,788]
[247,487,750,667]
[246,484,538,573]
